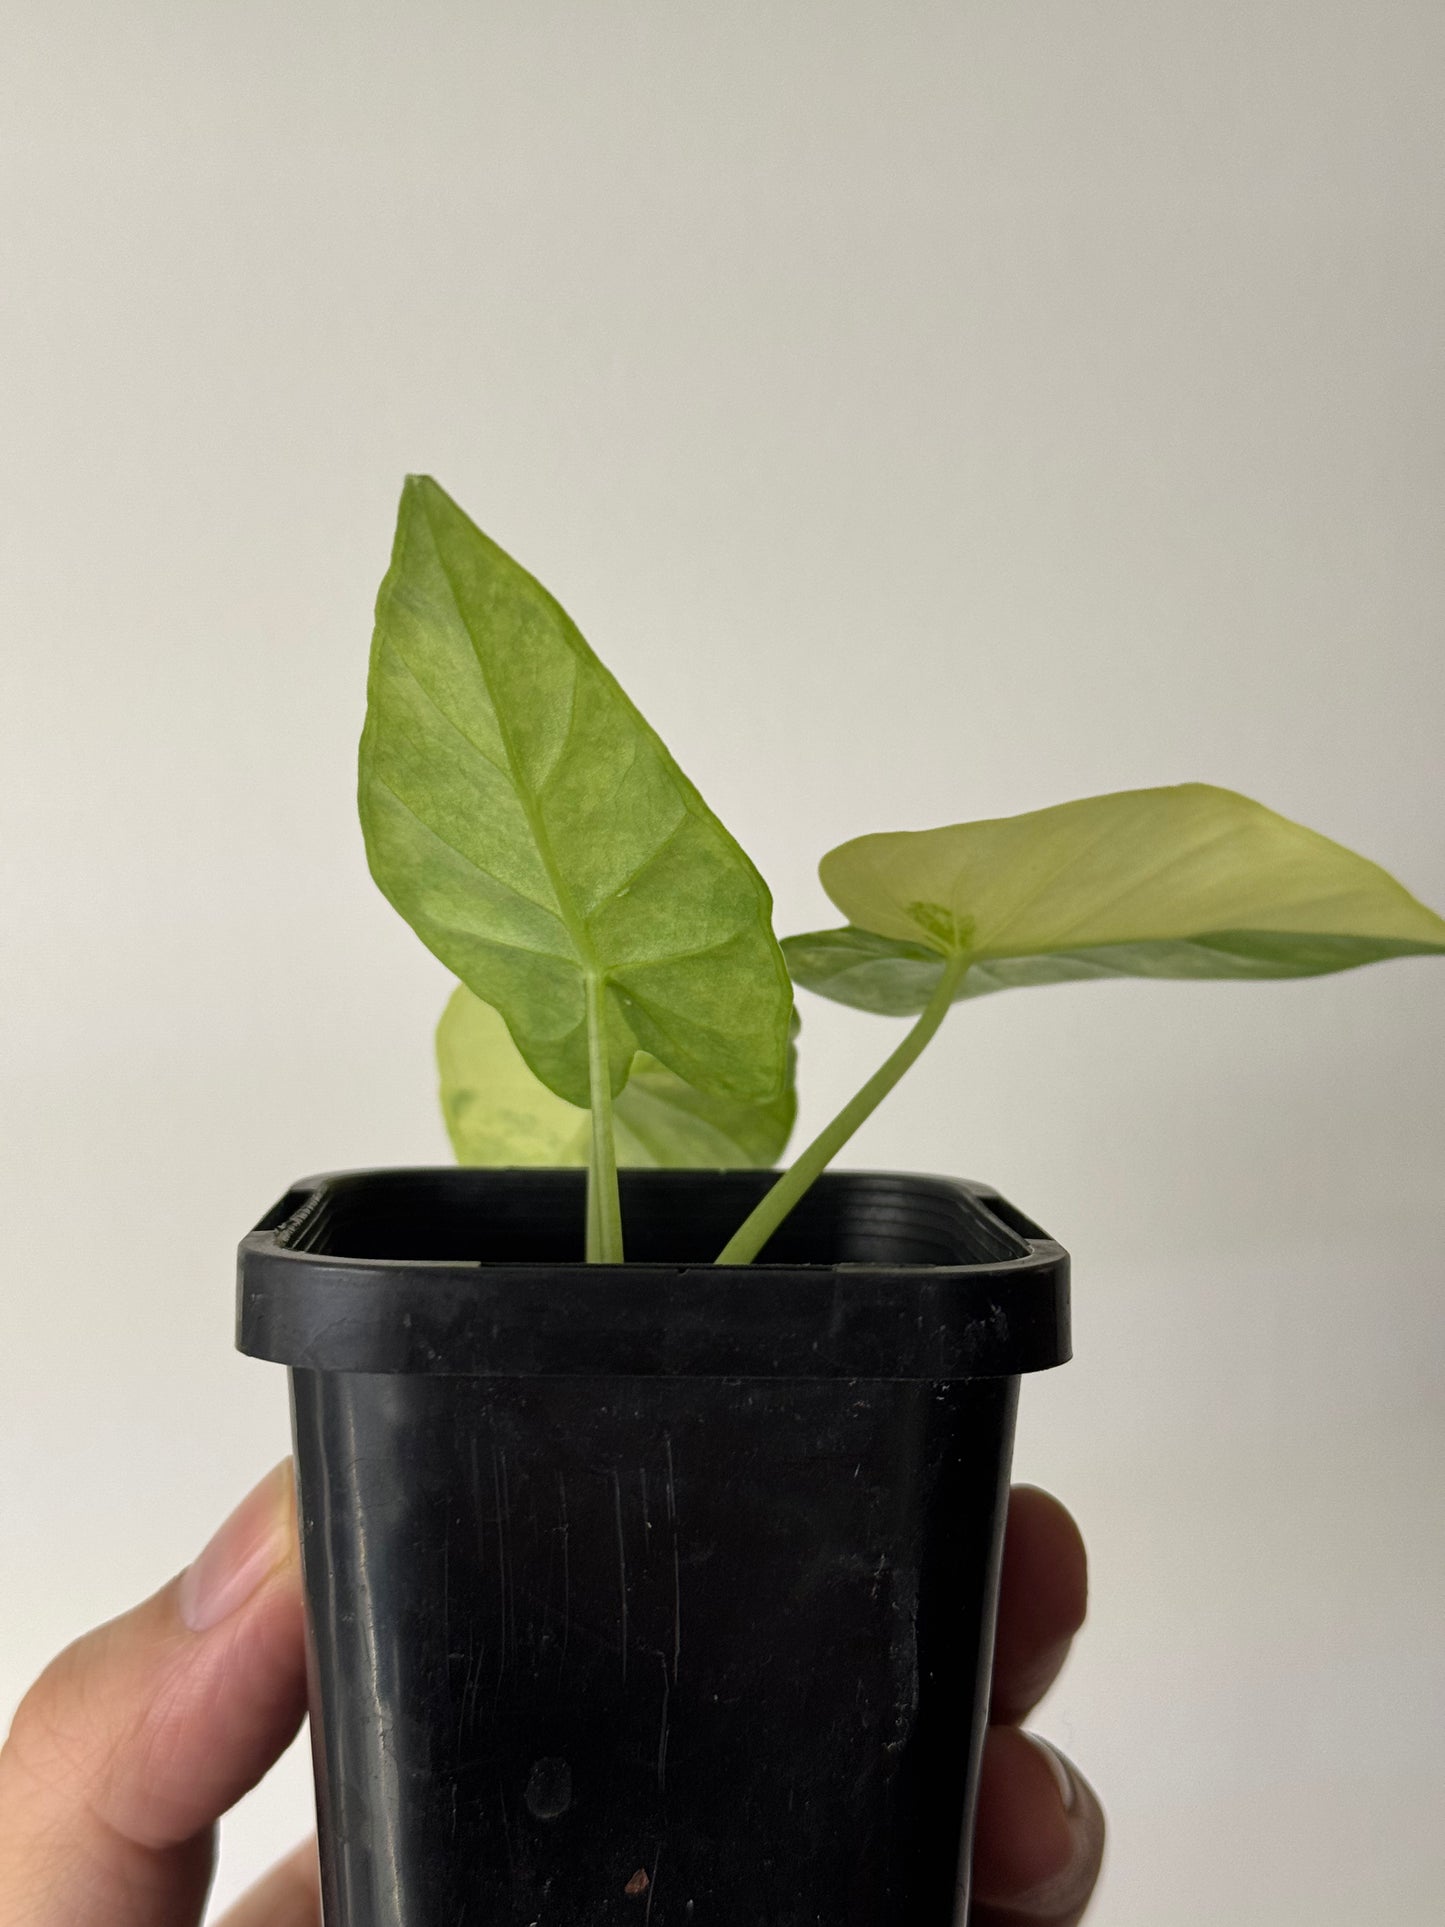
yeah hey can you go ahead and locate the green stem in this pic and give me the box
[585,970,624,1263]
[585,1144,603,1260]
[716,951,970,1265]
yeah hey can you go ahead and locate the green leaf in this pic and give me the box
[785,785,1445,1014]
[359,475,793,1109]
[437,984,799,1168]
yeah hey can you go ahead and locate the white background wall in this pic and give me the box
[2,5,1442,1920]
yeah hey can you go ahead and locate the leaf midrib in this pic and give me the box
[421,501,603,983]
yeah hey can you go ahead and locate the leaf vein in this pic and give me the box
[379,635,510,778]
[590,809,694,909]
[611,928,748,972]
[418,495,600,971]
[372,776,572,936]
[535,660,583,798]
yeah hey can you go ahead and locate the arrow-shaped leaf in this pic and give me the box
[360,475,793,1108]
[784,785,1445,1014]
[437,984,798,1168]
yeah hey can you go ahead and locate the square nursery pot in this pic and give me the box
[237,1167,1070,1927]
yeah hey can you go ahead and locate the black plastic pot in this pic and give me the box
[238,1168,1069,1927]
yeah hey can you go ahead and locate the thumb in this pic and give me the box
[0,1462,306,1927]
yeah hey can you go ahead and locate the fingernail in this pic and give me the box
[1026,1731,1078,1815]
[179,1462,295,1632]
[1006,1735,1103,1919]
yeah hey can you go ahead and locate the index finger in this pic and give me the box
[989,1485,1088,1725]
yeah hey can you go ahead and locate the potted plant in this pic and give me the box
[238,476,1445,1927]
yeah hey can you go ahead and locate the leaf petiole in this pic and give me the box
[585,971,625,1262]
[716,950,971,1264]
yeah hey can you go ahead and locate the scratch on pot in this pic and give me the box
[612,1468,629,1681]
[461,1439,489,1735]
[460,1637,485,1747]
[469,1436,489,1589]
[639,1467,652,1552]
[296,1312,354,1367]
[441,1539,450,1651]
[645,1849,660,1925]
[499,1449,516,1663]
[664,1435,681,1680]
[886,1564,921,1752]
[493,1449,509,1692]
[656,1651,671,1791]
[557,1470,572,1678]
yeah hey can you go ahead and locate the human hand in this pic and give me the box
[0,1462,316,1927]
[971,1486,1104,1924]
[0,1468,1101,1926]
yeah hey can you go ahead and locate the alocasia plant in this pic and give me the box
[361,477,1445,1263]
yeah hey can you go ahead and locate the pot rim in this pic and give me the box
[237,1167,1070,1381]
